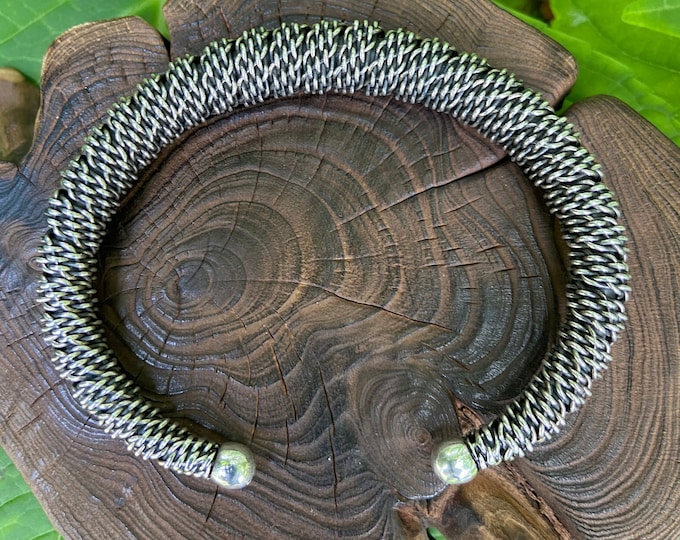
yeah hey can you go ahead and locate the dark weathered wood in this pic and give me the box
[95,80,562,538]
[0,68,39,163]
[23,19,171,194]
[395,398,572,539]
[164,0,576,105]
[517,97,680,539]
[1,0,677,538]
[0,17,177,540]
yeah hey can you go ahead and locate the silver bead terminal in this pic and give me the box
[210,442,256,489]
[432,439,478,485]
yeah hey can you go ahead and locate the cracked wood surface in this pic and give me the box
[0,0,678,538]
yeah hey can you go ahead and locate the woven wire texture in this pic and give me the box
[39,20,630,480]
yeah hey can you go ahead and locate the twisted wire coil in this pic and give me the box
[39,20,630,486]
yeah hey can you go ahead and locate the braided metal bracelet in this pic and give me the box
[39,20,630,490]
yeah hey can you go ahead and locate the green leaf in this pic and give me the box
[0,0,168,84]
[492,0,680,146]
[427,528,447,540]
[0,446,63,540]
[622,0,680,38]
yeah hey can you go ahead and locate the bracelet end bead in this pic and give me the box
[432,439,478,485]
[210,442,256,489]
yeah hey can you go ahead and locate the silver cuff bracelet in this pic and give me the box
[39,20,630,490]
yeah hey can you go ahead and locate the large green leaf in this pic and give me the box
[622,0,680,38]
[0,0,168,84]
[493,0,680,146]
[0,446,62,540]
[427,528,446,539]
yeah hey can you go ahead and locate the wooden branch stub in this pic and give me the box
[0,68,39,163]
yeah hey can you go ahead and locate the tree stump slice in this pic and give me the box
[0,0,678,538]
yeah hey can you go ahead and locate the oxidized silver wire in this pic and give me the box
[39,20,630,487]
